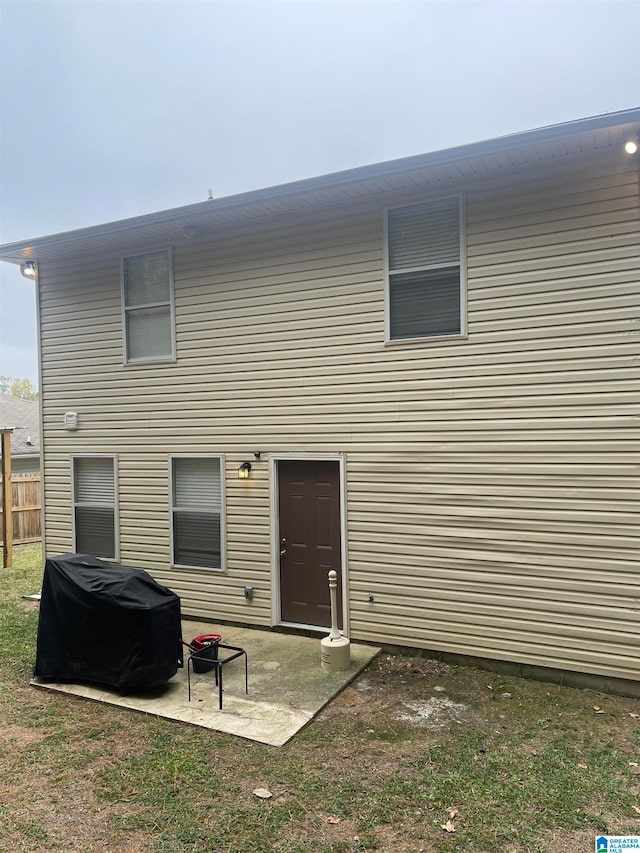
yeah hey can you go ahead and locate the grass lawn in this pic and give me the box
[1,543,639,852]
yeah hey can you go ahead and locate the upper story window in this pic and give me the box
[386,196,465,342]
[122,249,175,363]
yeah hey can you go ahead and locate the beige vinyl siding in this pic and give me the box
[37,141,640,679]
[12,456,40,475]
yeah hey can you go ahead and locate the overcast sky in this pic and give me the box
[1,0,639,387]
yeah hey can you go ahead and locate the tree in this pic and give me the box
[0,376,39,400]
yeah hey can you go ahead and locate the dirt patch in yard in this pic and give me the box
[0,722,50,751]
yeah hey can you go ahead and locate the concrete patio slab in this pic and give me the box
[31,620,380,746]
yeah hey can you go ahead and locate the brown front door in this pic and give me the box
[278,459,342,629]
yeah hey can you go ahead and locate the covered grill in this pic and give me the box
[34,554,182,690]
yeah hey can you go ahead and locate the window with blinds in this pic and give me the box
[387,197,464,340]
[171,457,223,570]
[72,456,117,559]
[123,249,174,362]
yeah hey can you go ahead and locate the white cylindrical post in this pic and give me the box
[320,569,351,671]
[328,569,341,640]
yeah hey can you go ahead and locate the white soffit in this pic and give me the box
[0,110,638,265]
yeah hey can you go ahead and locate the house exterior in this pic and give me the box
[0,393,40,475]
[1,108,639,686]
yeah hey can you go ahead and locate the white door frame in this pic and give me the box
[269,453,349,634]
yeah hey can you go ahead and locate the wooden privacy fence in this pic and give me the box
[0,475,42,544]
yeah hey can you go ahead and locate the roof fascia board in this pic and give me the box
[1,107,639,263]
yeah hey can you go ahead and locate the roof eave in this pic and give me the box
[1,106,639,264]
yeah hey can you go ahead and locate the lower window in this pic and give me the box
[171,456,223,569]
[72,455,117,559]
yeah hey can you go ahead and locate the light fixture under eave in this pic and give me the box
[20,261,37,279]
[238,461,252,479]
[624,139,639,155]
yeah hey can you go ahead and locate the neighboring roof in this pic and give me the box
[0,394,40,457]
[1,107,638,265]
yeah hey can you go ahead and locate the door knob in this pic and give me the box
[280,537,287,556]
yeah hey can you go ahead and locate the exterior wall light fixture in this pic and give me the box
[20,261,37,279]
[238,461,252,479]
[624,132,640,155]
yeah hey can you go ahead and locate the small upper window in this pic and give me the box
[122,249,174,362]
[386,197,464,341]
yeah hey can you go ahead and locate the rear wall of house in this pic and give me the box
[37,142,640,681]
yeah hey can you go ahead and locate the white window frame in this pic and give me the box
[121,247,176,364]
[71,454,119,560]
[169,454,226,572]
[384,193,467,344]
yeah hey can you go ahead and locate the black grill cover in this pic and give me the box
[34,554,183,690]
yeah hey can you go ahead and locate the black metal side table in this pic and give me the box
[187,642,248,709]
